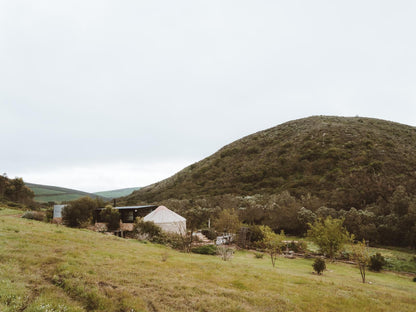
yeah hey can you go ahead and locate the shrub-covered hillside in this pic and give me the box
[126,116,416,209]
[123,116,416,247]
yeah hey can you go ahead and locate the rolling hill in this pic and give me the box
[26,183,109,203]
[125,116,416,210]
[93,187,141,199]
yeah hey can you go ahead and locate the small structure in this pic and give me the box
[94,205,158,224]
[53,204,66,223]
[143,206,186,234]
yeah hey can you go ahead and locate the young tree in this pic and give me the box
[351,240,370,283]
[313,258,326,275]
[307,217,352,260]
[259,225,285,267]
[62,196,97,227]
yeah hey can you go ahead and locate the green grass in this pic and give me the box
[0,208,415,312]
[93,187,141,199]
[26,183,109,203]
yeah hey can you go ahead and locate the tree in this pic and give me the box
[99,205,120,231]
[213,209,241,234]
[62,197,97,227]
[351,240,370,283]
[307,217,352,260]
[258,225,285,267]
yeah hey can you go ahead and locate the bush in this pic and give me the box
[287,241,307,253]
[191,245,217,255]
[21,211,44,221]
[201,228,217,240]
[254,252,264,259]
[369,253,386,272]
[217,245,234,261]
[134,219,163,238]
[62,197,97,227]
[313,258,326,275]
[99,206,120,231]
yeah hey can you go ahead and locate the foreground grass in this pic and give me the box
[1,210,415,311]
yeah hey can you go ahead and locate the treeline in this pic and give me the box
[0,174,34,206]
[156,186,416,248]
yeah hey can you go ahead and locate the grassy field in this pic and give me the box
[0,207,415,312]
[93,187,141,199]
[25,183,109,203]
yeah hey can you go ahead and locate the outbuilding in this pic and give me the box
[143,206,186,234]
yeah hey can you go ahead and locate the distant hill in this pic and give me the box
[93,187,141,199]
[26,183,109,203]
[125,116,416,210]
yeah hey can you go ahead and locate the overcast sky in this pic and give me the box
[1,1,416,192]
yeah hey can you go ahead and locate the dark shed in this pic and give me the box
[94,205,158,223]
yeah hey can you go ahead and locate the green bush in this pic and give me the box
[254,252,264,259]
[201,228,217,240]
[99,206,120,231]
[313,258,326,275]
[286,241,307,253]
[191,245,217,255]
[62,197,97,227]
[134,219,163,238]
[369,253,386,272]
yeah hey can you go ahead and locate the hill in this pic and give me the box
[93,187,141,199]
[1,208,415,312]
[26,183,109,203]
[126,116,416,209]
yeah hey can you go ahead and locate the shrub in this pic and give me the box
[217,245,234,261]
[99,206,120,231]
[313,258,326,275]
[254,252,264,259]
[62,197,97,227]
[134,219,163,239]
[201,228,217,240]
[369,253,386,272]
[191,245,217,255]
[21,211,44,221]
[287,241,307,253]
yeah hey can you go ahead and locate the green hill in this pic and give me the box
[126,116,416,209]
[1,208,415,311]
[26,183,109,203]
[93,187,141,199]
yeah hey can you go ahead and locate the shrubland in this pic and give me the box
[120,116,416,248]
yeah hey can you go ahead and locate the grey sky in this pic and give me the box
[1,1,416,192]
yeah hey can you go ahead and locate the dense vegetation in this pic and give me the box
[26,182,108,203]
[1,208,415,312]
[123,116,416,247]
[0,174,34,206]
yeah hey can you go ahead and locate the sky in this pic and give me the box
[1,1,416,192]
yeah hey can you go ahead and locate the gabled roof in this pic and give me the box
[143,206,185,223]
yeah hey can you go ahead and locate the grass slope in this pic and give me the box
[26,183,109,203]
[1,207,415,312]
[126,116,416,209]
[93,187,141,199]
